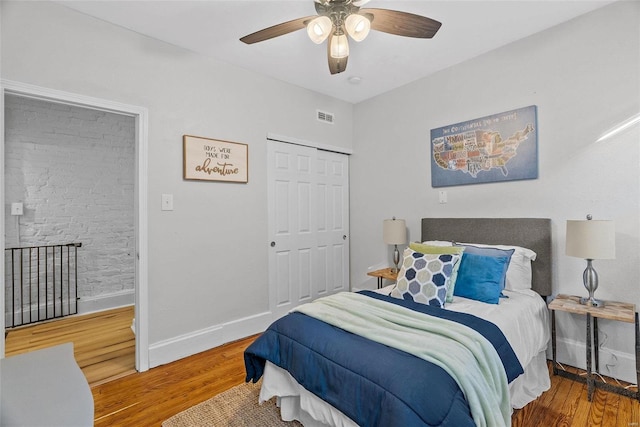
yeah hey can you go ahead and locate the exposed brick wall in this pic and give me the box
[4,95,135,303]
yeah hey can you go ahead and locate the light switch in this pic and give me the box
[438,191,447,204]
[161,194,174,211]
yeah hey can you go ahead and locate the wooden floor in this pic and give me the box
[93,334,253,427]
[512,365,640,426]
[92,334,640,427]
[5,305,136,386]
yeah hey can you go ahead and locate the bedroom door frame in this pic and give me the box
[0,80,150,372]
[266,134,351,320]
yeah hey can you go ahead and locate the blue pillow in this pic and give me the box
[453,252,511,304]
[454,244,514,290]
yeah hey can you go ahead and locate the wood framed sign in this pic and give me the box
[183,135,248,183]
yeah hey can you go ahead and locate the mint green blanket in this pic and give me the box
[294,292,511,427]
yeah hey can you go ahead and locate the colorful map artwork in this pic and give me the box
[430,106,538,187]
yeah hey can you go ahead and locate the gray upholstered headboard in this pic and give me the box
[421,218,552,296]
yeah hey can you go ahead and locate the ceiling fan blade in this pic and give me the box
[361,8,442,38]
[327,44,348,75]
[240,16,316,44]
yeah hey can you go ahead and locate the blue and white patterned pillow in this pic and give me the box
[390,248,460,307]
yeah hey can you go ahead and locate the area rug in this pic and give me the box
[162,381,302,426]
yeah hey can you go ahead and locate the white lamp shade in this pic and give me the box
[566,219,615,260]
[383,219,407,245]
[345,14,370,42]
[307,16,332,44]
[329,32,349,58]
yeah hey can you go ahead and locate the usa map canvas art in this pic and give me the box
[430,105,538,187]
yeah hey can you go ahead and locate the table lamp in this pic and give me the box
[383,217,407,273]
[565,215,615,307]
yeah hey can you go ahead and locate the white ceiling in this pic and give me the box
[56,0,615,104]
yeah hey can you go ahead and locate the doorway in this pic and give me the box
[0,80,149,372]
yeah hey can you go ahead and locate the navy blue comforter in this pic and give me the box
[245,291,523,427]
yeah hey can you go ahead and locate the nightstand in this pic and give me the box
[367,268,398,289]
[549,294,640,402]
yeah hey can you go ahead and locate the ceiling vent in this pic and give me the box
[317,110,334,124]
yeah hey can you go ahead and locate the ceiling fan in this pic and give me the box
[240,0,442,75]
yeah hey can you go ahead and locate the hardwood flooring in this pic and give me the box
[5,305,135,386]
[92,334,254,427]
[512,364,640,427]
[92,334,640,427]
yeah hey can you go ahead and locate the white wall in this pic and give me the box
[1,1,353,365]
[5,95,135,304]
[351,1,640,382]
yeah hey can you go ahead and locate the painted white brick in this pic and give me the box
[4,95,135,311]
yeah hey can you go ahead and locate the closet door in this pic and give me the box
[315,149,349,299]
[267,141,349,319]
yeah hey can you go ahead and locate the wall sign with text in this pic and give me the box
[183,135,248,183]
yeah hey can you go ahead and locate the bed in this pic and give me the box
[245,217,552,426]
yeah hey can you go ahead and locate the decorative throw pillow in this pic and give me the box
[453,252,511,304]
[454,244,514,291]
[456,242,537,290]
[390,247,460,307]
[427,240,536,291]
[409,242,465,303]
[409,242,462,255]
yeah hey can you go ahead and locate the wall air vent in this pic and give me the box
[317,110,334,124]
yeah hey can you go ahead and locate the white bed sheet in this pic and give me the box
[260,287,551,425]
[444,287,550,371]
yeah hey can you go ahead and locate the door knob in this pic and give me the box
[270,241,276,247]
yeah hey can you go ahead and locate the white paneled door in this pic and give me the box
[267,141,349,319]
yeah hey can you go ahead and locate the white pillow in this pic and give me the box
[422,240,453,247]
[423,240,536,290]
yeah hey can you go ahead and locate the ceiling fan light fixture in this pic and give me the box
[329,32,349,59]
[345,14,370,42]
[307,16,332,44]
[241,0,443,76]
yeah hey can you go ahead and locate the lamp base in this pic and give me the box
[392,244,400,275]
[580,296,605,308]
[580,260,605,307]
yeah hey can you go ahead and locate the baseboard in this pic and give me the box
[5,303,77,327]
[5,290,134,327]
[554,336,637,385]
[148,310,274,369]
[77,289,134,315]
